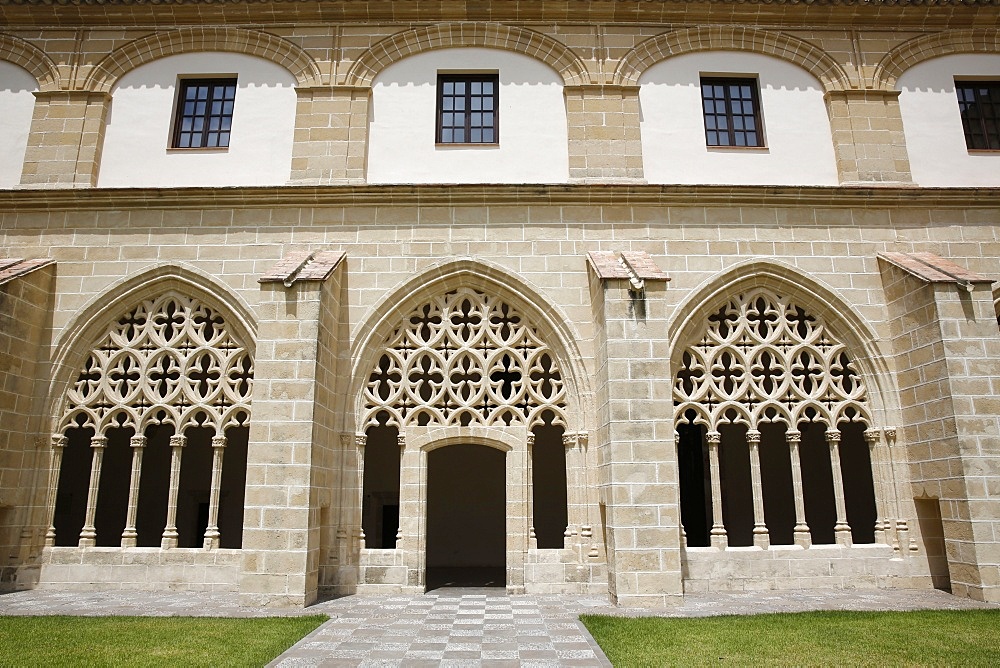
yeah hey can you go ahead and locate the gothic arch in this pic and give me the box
[669,260,896,432]
[0,33,60,91]
[614,26,851,91]
[349,259,592,433]
[47,263,257,433]
[344,23,590,88]
[82,26,323,93]
[873,29,1000,91]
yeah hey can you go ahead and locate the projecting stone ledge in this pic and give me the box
[0,258,55,286]
[878,251,991,288]
[586,250,669,284]
[259,250,346,287]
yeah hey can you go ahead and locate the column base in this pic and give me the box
[161,533,178,549]
[710,531,728,549]
[121,535,137,548]
[793,527,812,548]
[834,525,853,547]
[752,529,770,549]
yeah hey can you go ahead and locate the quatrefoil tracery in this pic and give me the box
[364,288,567,428]
[59,294,253,434]
[675,289,870,431]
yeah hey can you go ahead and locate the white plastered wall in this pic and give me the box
[98,52,297,187]
[0,61,38,188]
[638,51,839,186]
[898,54,1000,188]
[367,48,569,184]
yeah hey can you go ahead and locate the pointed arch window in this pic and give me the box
[674,288,883,552]
[47,293,252,550]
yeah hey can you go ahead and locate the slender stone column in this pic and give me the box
[706,431,727,549]
[356,434,367,550]
[864,428,887,545]
[786,430,811,548]
[78,435,107,548]
[161,434,187,549]
[827,429,853,547]
[43,434,68,547]
[203,435,227,549]
[884,427,910,553]
[747,430,769,548]
[527,432,537,549]
[395,434,405,546]
[578,433,599,559]
[562,432,579,541]
[121,434,147,548]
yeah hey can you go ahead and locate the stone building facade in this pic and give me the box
[0,0,999,608]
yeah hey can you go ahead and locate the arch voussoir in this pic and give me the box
[344,22,590,88]
[83,26,323,93]
[615,26,851,92]
[874,29,1000,90]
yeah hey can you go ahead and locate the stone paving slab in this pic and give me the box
[1,587,996,667]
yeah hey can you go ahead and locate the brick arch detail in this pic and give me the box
[614,26,851,91]
[873,29,1000,91]
[0,33,60,91]
[83,26,323,93]
[343,22,590,87]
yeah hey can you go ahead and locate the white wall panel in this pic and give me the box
[367,48,569,184]
[639,51,839,186]
[98,52,296,187]
[0,61,38,188]
[898,54,1000,188]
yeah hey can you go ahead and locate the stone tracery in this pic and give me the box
[59,294,253,434]
[674,288,871,431]
[48,292,253,550]
[363,287,567,429]
[673,287,882,550]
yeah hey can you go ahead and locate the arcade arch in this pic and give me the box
[672,278,892,552]
[46,290,253,552]
[350,267,591,589]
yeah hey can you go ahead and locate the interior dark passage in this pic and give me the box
[677,422,710,547]
[425,444,505,591]
[531,423,567,549]
[54,422,249,549]
[362,424,401,549]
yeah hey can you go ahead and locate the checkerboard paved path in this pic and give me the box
[1,587,996,667]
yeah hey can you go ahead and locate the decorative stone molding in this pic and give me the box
[344,22,590,88]
[873,29,1000,91]
[82,26,324,92]
[614,26,852,91]
[0,32,59,91]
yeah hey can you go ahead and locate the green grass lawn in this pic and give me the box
[582,609,1000,667]
[0,614,327,667]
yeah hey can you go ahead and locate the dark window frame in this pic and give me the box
[171,77,238,149]
[435,73,499,145]
[700,76,765,148]
[956,80,1000,151]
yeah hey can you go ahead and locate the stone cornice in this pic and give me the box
[2,184,999,212]
[0,0,996,29]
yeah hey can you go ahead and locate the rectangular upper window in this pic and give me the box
[172,78,237,149]
[436,74,498,144]
[956,81,1000,151]
[700,77,764,148]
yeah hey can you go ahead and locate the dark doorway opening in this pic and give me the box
[425,444,506,591]
[915,497,951,592]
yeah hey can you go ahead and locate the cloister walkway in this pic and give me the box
[0,587,996,666]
